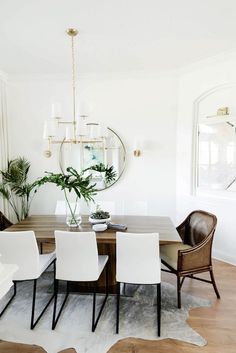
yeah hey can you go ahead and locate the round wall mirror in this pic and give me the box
[59,123,126,190]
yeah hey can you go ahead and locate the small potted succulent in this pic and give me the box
[89,205,111,224]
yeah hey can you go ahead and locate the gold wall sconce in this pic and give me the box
[133,140,141,157]
[134,149,141,157]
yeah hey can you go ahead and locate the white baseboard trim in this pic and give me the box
[213,249,236,266]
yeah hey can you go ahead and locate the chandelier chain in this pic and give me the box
[71,34,76,138]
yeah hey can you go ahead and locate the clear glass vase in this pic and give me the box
[66,202,81,227]
[66,214,82,227]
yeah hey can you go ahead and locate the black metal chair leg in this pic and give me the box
[52,279,59,329]
[123,283,126,296]
[92,283,97,331]
[30,279,37,329]
[157,283,161,337]
[92,266,109,332]
[31,260,56,329]
[177,276,181,309]
[0,281,17,318]
[116,282,120,334]
[209,269,220,299]
[52,280,70,330]
[53,259,56,279]
[106,265,109,295]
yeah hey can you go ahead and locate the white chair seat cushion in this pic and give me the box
[98,255,108,279]
[0,264,18,299]
[38,252,56,276]
[160,243,192,270]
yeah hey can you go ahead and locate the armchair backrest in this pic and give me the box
[0,212,12,231]
[177,210,217,247]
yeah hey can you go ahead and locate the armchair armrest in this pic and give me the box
[177,235,213,272]
[176,220,186,242]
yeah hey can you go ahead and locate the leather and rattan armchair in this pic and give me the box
[160,210,220,308]
[0,211,12,231]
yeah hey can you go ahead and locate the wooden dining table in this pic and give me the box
[6,215,181,293]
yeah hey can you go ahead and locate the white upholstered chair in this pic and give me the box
[90,201,116,215]
[39,200,79,255]
[0,231,56,329]
[123,200,148,216]
[116,232,161,336]
[55,200,79,215]
[52,231,109,331]
[0,260,18,306]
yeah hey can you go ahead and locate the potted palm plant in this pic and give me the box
[0,157,38,222]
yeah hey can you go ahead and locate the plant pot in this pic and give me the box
[88,216,111,224]
[65,202,81,227]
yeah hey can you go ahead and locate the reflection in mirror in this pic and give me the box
[59,123,126,190]
[198,118,236,191]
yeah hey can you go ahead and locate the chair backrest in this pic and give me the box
[0,261,19,300]
[55,201,79,215]
[55,231,99,281]
[89,201,116,215]
[0,231,40,280]
[0,212,12,231]
[123,201,148,216]
[178,210,217,246]
[116,232,161,284]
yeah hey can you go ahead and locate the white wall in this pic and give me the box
[177,52,236,265]
[7,74,178,220]
[4,53,236,265]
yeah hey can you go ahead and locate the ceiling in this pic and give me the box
[1,0,236,75]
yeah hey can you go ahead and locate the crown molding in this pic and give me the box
[177,48,236,75]
[7,73,71,82]
[7,69,179,83]
[5,48,236,82]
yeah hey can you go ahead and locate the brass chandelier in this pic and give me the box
[43,28,105,158]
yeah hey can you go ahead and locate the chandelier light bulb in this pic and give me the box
[51,103,62,119]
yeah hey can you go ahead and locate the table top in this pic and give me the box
[6,215,181,244]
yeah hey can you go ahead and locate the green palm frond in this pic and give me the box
[1,157,30,186]
[0,157,37,221]
[0,183,10,200]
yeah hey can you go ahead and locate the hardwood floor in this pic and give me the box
[108,260,236,353]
